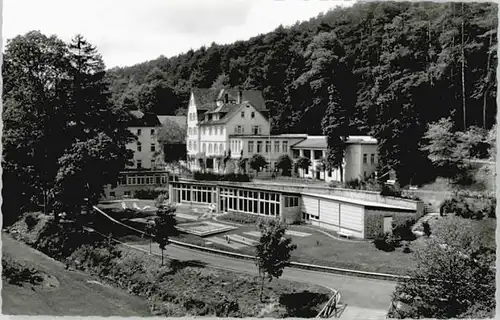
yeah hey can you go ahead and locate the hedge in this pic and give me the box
[193,171,251,182]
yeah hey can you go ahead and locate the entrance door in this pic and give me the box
[383,216,393,233]
[220,196,228,213]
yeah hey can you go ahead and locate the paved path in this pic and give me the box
[125,241,396,311]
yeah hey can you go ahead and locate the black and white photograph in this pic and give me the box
[1,0,497,318]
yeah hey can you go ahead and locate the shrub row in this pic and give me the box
[218,211,277,225]
[133,189,168,200]
[193,171,251,182]
[2,255,44,286]
[441,195,496,219]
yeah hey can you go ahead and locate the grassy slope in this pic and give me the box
[2,233,152,316]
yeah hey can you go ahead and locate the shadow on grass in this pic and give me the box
[279,290,330,318]
[167,259,207,275]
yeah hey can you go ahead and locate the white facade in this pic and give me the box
[127,126,162,169]
[292,136,379,183]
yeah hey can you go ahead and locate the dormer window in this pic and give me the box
[241,111,245,118]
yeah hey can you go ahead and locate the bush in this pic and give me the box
[373,232,397,252]
[134,189,165,200]
[440,195,495,220]
[422,221,431,237]
[2,256,43,286]
[392,217,416,241]
[380,185,402,197]
[218,212,276,224]
[24,213,38,230]
[192,171,251,182]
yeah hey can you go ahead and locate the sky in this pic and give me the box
[3,0,355,69]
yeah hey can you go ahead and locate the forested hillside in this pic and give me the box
[107,2,497,185]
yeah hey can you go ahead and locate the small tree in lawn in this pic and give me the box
[249,154,267,176]
[255,219,297,302]
[296,156,312,178]
[153,198,177,265]
[275,154,293,176]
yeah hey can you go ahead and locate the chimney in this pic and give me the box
[224,93,229,104]
[237,90,243,104]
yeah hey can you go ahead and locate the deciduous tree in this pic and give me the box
[255,219,297,302]
[390,216,495,319]
[153,200,178,266]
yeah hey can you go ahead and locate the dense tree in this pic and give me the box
[296,157,312,178]
[255,219,297,302]
[3,32,133,223]
[322,85,350,181]
[153,199,178,266]
[390,216,495,318]
[102,2,496,186]
[3,31,72,218]
[421,118,464,179]
[275,154,293,176]
[249,154,268,176]
[53,133,132,217]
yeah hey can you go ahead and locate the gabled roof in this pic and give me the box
[198,102,267,126]
[158,115,187,129]
[128,110,161,127]
[191,87,268,113]
[191,88,220,111]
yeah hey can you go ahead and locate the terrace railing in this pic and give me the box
[316,290,343,318]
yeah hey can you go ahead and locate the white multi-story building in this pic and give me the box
[103,111,186,199]
[185,87,379,182]
[291,135,379,182]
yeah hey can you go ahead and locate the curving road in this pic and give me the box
[125,240,396,311]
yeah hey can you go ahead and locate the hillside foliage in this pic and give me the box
[106,2,497,186]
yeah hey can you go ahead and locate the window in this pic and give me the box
[208,144,213,153]
[214,144,218,154]
[150,143,155,152]
[124,191,131,196]
[151,158,156,168]
[209,127,212,135]
[363,153,367,164]
[257,141,263,153]
[252,125,261,135]
[193,141,197,151]
[274,141,280,153]
[314,150,322,159]
[220,143,224,153]
[371,154,375,164]
[137,142,142,152]
[137,129,141,136]
[188,141,192,150]
[265,141,270,153]
[151,129,155,135]
[203,127,206,135]
[220,127,224,135]
[235,125,243,134]
[248,141,254,153]
[202,143,206,153]
[282,141,288,152]
[241,111,245,118]
[110,191,115,197]
[251,111,255,118]
[137,160,142,168]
